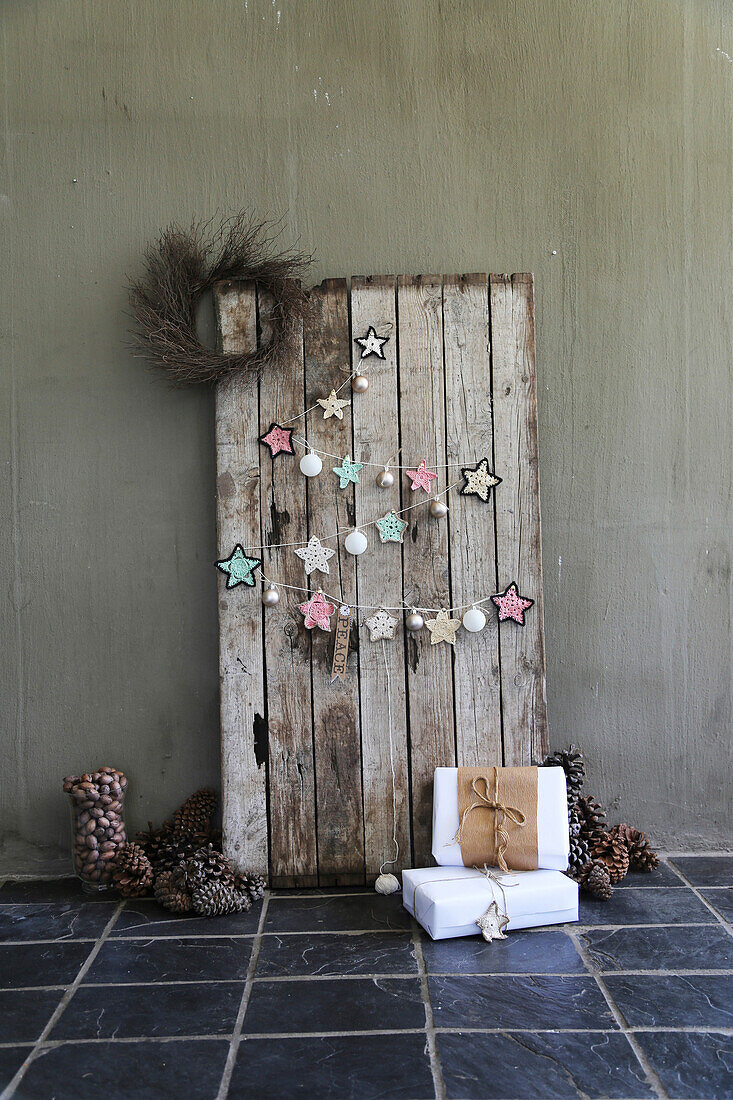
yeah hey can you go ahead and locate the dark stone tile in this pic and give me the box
[579,886,715,926]
[50,980,241,1039]
[243,977,424,1034]
[701,888,733,923]
[421,930,584,975]
[84,937,252,984]
[0,941,91,988]
[635,1030,733,1100]
[112,898,261,937]
[230,1033,433,1098]
[265,894,412,933]
[582,923,733,971]
[0,989,63,1041]
[256,931,416,977]
[0,1045,31,1091]
[670,855,733,887]
[614,863,682,888]
[19,1039,230,1100]
[605,974,733,1027]
[437,1031,654,1099]
[429,975,615,1030]
[0,902,116,943]
[273,887,373,897]
[0,879,107,904]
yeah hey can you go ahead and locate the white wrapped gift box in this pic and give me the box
[403,865,578,940]
[432,766,569,871]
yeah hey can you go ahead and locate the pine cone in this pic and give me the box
[568,833,590,875]
[134,821,174,863]
[173,788,217,837]
[149,832,214,874]
[578,859,613,900]
[576,794,608,846]
[191,880,251,918]
[182,844,236,890]
[612,824,660,873]
[542,745,585,797]
[236,872,266,902]
[112,842,154,898]
[154,870,192,913]
[593,830,630,884]
[568,803,581,838]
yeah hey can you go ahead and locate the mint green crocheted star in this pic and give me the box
[216,545,261,588]
[333,455,363,488]
[376,511,408,543]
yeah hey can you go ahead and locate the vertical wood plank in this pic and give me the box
[490,273,549,764]
[258,291,317,888]
[213,281,268,877]
[398,275,456,866]
[303,279,365,886]
[443,274,503,766]
[350,276,411,879]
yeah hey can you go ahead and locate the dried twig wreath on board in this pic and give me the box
[129,214,312,385]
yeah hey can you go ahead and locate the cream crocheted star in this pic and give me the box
[425,608,461,645]
[317,389,351,420]
[364,609,399,641]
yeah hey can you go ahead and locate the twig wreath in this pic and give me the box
[129,214,312,385]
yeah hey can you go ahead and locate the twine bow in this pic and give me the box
[452,767,527,872]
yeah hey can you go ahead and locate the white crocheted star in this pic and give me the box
[476,900,509,942]
[317,389,351,420]
[364,609,399,641]
[294,536,336,576]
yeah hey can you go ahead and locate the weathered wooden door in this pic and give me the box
[214,274,547,887]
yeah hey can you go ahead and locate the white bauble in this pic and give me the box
[299,452,323,477]
[462,607,487,633]
[344,528,368,555]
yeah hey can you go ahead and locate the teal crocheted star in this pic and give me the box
[333,455,363,488]
[376,511,408,543]
[216,545,261,588]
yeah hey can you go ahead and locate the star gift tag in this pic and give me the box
[294,536,337,576]
[299,591,336,631]
[259,423,294,458]
[405,459,439,494]
[460,457,502,502]
[333,455,363,488]
[215,545,262,589]
[425,608,462,646]
[354,326,389,360]
[364,609,399,641]
[476,900,509,943]
[376,511,408,543]
[491,582,534,625]
[317,389,351,421]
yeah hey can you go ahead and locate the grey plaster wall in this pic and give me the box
[1,0,731,873]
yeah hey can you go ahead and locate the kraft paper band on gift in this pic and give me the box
[455,766,539,872]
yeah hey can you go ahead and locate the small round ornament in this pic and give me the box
[376,467,394,489]
[351,374,369,394]
[262,584,280,607]
[406,610,425,632]
[462,606,486,633]
[299,451,323,477]
[344,528,368,555]
[429,499,448,519]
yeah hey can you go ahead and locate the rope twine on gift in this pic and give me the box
[452,767,527,873]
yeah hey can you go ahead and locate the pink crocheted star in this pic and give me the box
[299,591,336,631]
[259,423,294,457]
[405,460,438,493]
[491,583,534,625]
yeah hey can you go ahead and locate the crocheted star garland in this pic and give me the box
[216,545,262,589]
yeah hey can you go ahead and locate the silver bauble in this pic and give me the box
[429,499,448,518]
[262,585,280,607]
[406,611,425,632]
[376,468,394,489]
[351,374,369,393]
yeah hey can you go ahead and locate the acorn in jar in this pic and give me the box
[63,767,128,892]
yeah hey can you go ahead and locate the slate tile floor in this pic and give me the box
[0,856,730,1100]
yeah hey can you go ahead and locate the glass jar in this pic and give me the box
[63,767,127,892]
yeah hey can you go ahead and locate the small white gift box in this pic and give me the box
[403,865,578,940]
[432,766,569,871]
